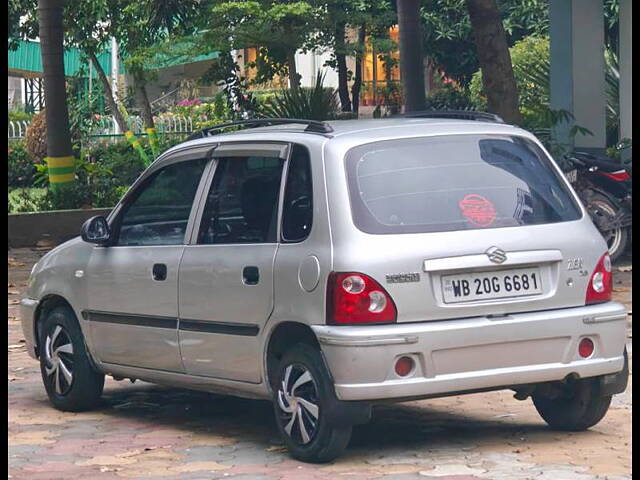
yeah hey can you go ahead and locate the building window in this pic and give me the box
[361,26,401,107]
[24,77,45,113]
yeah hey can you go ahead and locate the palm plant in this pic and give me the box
[518,50,620,149]
[258,71,340,121]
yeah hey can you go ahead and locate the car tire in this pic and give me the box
[532,377,612,431]
[587,193,628,262]
[38,306,105,412]
[272,343,352,463]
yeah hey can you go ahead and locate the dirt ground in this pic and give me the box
[8,247,632,480]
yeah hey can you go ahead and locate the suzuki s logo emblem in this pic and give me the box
[486,246,507,264]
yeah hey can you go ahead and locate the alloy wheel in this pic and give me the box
[44,325,74,395]
[277,364,320,445]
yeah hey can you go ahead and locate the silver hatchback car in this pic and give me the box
[21,115,628,462]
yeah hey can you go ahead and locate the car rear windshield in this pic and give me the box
[345,134,581,234]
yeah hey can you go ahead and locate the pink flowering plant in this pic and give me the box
[170,93,232,129]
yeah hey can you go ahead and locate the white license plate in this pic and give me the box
[566,169,578,183]
[442,267,543,303]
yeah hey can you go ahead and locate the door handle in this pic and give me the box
[242,266,260,285]
[152,263,167,281]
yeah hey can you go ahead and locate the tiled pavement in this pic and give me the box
[8,248,632,480]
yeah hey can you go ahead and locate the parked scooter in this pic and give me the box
[564,150,632,262]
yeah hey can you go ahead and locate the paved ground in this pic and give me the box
[8,247,632,480]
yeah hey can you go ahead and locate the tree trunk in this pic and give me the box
[351,24,366,116]
[466,0,522,124]
[397,0,426,112]
[134,75,155,129]
[37,0,74,186]
[335,22,352,112]
[287,49,301,90]
[88,51,128,132]
[134,73,159,158]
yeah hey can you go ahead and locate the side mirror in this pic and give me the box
[81,216,111,245]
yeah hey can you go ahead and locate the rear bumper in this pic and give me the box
[312,302,628,401]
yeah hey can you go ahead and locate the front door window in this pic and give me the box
[116,159,207,246]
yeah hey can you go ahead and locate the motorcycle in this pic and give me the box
[564,151,632,262]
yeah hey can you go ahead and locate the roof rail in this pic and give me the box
[186,118,334,141]
[398,110,505,123]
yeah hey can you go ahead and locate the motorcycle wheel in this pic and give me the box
[587,193,628,262]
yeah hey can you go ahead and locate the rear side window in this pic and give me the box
[345,135,581,234]
[281,145,313,242]
[198,156,284,244]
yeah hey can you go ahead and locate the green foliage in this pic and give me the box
[10,135,186,213]
[606,138,632,175]
[79,152,140,208]
[200,53,258,120]
[471,36,621,153]
[258,72,340,120]
[604,49,620,146]
[8,141,37,188]
[48,183,93,211]
[376,82,403,115]
[8,188,50,214]
[528,111,594,168]
[8,0,38,50]
[424,84,476,111]
[606,138,632,161]
[204,1,322,57]
[251,90,281,108]
[8,109,34,122]
[66,79,106,152]
[421,0,549,85]
[171,93,234,128]
[81,136,182,208]
[469,35,550,128]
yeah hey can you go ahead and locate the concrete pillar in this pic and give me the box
[550,0,606,152]
[619,0,632,140]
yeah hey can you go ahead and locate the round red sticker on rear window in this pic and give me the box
[459,194,496,227]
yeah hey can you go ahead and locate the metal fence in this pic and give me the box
[8,115,193,143]
[89,115,193,136]
[8,121,31,141]
[82,115,194,148]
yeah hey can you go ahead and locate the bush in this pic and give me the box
[24,110,48,163]
[8,141,38,188]
[251,90,280,109]
[77,136,181,208]
[79,142,147,208]
[8,109,34,122]
[424,84,477,111]
[9,133,189,213]
[171,92,233,129]
[8,188,50,213]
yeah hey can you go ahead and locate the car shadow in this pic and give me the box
[92,381,557,459]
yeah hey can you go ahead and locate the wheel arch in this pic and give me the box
[34,294,75,356]
[33,294,99,371]
[264,321,322,393]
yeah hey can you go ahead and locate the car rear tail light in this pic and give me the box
[578,338,595,358]
[585,252,612,305]
[327,272,397,325]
